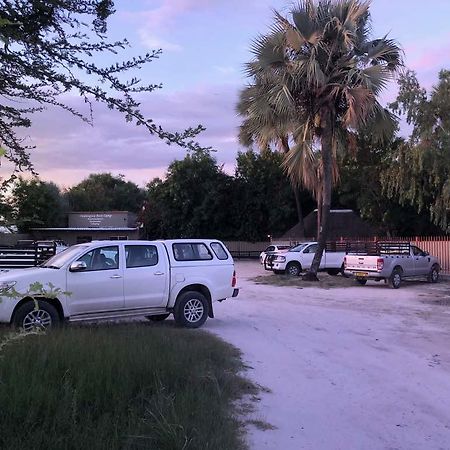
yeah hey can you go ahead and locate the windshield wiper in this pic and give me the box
[40,265,60,269]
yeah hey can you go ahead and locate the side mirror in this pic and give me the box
[69,261,87,272]
[303,248,310,254]
[422,251,429,257]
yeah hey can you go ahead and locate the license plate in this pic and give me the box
[355,272,368,277]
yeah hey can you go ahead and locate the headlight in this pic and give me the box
[275,256,286,262]
[0,281,17,292]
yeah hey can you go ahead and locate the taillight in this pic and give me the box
[377,258,384,271]
[232,270,237,287]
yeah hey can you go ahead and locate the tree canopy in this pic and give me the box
[10,177,67,232]
[383,70,450,232]
[0,0,204,181]
[142,150,234,240]
[66,173,145,213]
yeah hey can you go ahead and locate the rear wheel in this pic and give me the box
[356,278,367,286]
[340,263,349,278]
[389,268,402,289]
[146,314,170,322]
[286,262,301,277]
[327,268,340,276]
[13,300,60,331]
[174,291,209,328]
[427,265,439,283]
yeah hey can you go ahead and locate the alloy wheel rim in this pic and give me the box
[394,274,401,286]
[432,270,438,281]
[23,309,52,331]
[184,299,204,323]
[288,266,298,276]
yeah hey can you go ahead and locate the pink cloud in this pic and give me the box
[3,84,242,187]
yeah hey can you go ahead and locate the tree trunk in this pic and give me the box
[293,186,305,238]
[304,110,333,281]
[316,192,322,240]
[280,135,305,238]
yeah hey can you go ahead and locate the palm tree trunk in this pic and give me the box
[280,135,305,238]
[316,192,322,239]
[293,187,305,238]
[305,110,333,281]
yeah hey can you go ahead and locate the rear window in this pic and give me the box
[210,242,229,260]
[173,243,213,261]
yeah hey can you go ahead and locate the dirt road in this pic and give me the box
[207,261,450,450]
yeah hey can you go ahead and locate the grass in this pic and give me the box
[251,272,354,289]
[0,323,257,450]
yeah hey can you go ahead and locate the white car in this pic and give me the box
[264,241,345,276]
[259,244,291,264]
[0,239,238,330]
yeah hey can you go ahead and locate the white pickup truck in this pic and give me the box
[344,242,440,288]
[264,241,345,276]
[0,239,238,330]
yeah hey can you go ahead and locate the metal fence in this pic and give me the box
[0,241,57,269]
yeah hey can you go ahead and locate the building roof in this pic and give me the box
[282,209,377,239]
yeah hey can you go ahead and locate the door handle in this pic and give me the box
[154,272,165,276]
[110,275,122,279]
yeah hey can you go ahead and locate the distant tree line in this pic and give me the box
[0,136,445,240]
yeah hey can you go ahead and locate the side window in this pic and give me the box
[211,242,229,260]
[304,244,318,254]
[412,246,423,256]
[77,246,119,271]
[173,243,213,261]
[125,245,159,268]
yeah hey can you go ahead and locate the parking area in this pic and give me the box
[207,261,450,450]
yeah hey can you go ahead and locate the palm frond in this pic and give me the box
[250,32,286,69]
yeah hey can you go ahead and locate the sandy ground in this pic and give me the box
[205,261,450,450]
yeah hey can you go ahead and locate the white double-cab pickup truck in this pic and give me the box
[264,241,345,276]
[0,239,238,331]
[344,241,440,288]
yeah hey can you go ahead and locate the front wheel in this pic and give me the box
[389,268,402,289]
[13,300,60,331]
[174,291,209,328]
[286,262,301,277]
[427,265,439,283]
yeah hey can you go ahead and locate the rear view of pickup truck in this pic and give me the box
[344,241,440,288]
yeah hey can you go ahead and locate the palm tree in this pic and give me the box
[237,77,306,236]
[246,0,401,279]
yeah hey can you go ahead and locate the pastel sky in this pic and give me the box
[4,0,450,189]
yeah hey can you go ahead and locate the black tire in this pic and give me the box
[146,314,170,322]
[13,300,60,331]
[356,278,367,286]
[389,268,402,289]
[427,265,439,283]
[174,291,209,328]
[340,264,350,278]
[286,262,301,277]
[327,268,340,276]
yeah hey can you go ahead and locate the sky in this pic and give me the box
[3,0,450,189]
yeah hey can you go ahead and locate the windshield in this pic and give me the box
[41,245,89,269]
[289,243,308,252]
